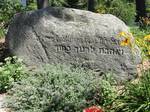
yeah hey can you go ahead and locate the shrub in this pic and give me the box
[0,0,24,25]
[96,0,136,25]
[0,56,26,93]
[113,70,150,112]
[0,0,36,37]
[49,0,66,6]
[6,65,117,112]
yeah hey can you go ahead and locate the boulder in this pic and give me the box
[6,7,141,81]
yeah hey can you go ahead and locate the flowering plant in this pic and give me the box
[118,32,132,46]
[83,106,103,112]
[117,31,136,54]
[118,31,150,58]
[136,34,150,58]
[144,34,150,42]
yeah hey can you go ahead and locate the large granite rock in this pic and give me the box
[6,7,141,81]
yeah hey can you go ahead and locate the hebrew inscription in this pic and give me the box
[49,36,124,55]
[55,45,124,55]
[52,36,120,45]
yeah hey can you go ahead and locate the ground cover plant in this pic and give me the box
[4,62,150,112]
[6,65,117,112]
[0,56,26,93]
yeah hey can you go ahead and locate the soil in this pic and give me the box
[0,94,9,112]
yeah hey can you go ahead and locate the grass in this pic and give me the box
[112,69,150,112]
[130,26,150,38]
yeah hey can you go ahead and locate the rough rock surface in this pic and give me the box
[6,7,141,81]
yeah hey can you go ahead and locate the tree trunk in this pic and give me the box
[37,0,49,9]
[87,0,95,12]
[135,0,146,22]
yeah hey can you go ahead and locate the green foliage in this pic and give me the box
[113,70,150,112]
[0,56,26,93]
[96,0,136,25]
[4,61,150,112]
[48,0,86,9]
[64,0,86,9]
[98,74,117,108]
[130,26,150,38]
[0,0,23,24]
[0,0,22,37]
[6,65,117,112]
[0,0,35,26]
[0,27,5,38]
[49,0,66,6]
[0,0,36,38]
[146,0,150,15]
[130,26,150,59]
[26,0,37,10]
